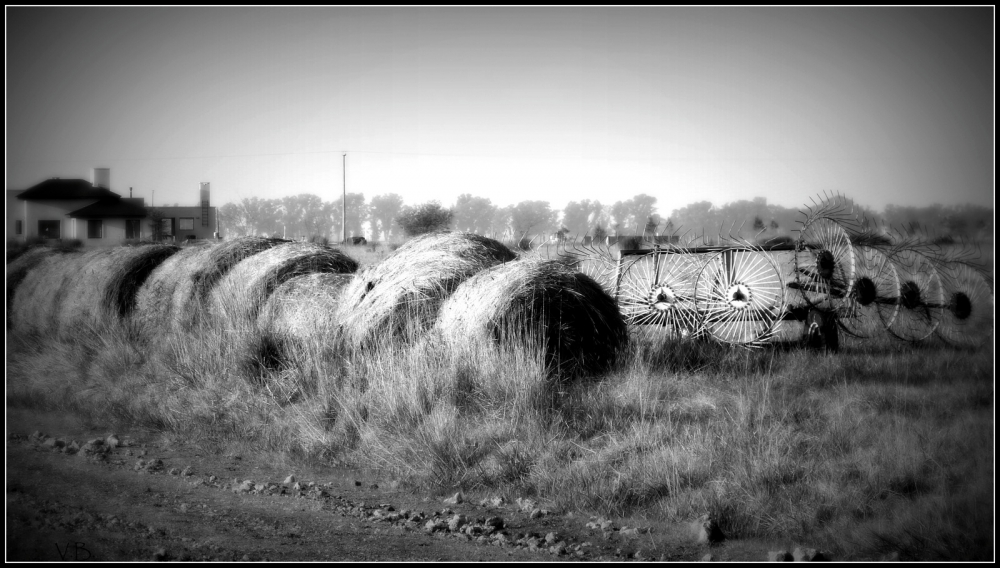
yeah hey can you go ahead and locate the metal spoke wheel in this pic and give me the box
[935,262,994,348]
[618,247,704,342]
[564,243,620,298]
[695,248,786,347]
[838,245,901,338]
[885,249,944,342]
[793,217,856,312]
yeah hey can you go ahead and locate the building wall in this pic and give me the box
[77,218,146,247]
[9,198,100,241]
[155,206,217,242]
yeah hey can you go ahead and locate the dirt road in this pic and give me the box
[7,408,719,562]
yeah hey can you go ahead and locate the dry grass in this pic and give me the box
[335,232,516,353]
[257,272,353,340]
[5,246,58,329]
[436,255,627,378]
[210,241,358,332]
[133,243,219,333]
[5,236,994,561]
[55,244,179,337]
[9,251,87,336]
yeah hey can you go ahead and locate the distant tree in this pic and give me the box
[644,214,662,236]
[368,193,405,241]
[556,226,570,242]
[490,206,513,239]
[328,193,367,240]
[452,194,498,234]
[562,199,603,237]
[510,200,558,238]
[610,201,629,234]
[770,219,779,231]
[592,225,608,242]
[753,216,765,232]
[396,202,453,237]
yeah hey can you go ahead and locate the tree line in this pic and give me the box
[217,192,993,243]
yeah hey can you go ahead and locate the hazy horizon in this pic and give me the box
[6,7,994,214]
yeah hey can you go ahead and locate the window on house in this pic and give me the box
[87,219,104,239]
[15,220,23,235]
[38,220,61,239]
[179,217,194,231]
[126,219,141,240]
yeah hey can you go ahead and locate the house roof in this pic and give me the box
[16,178,121,201]
[67,198,148,219]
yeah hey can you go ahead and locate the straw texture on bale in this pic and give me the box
[191,237,290,302]
[9,251,88,335]
[436,257,628,377]
[210,242,359,330]
[56,244,179,335]
[335,232,517,350]
[5,246,56,329]
[257,272,353,340]
[133,243,218,333]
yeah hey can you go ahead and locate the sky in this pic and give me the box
[5,7,994,215]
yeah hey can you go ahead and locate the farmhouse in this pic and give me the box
[6,168,218,246]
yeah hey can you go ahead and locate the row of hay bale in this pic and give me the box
[6,232,628,378]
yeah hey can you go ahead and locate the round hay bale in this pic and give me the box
[9,250,88,335]
[210,241,359,330]
[258,272,353,340]
[6,246,58,329]
[335,231,517,351]
[133,243,218,333]
[436,256,628,378]
[56,244,180,335]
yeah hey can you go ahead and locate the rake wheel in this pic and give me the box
[695,248,785,346]
[885,249,944,342]
[838,245,900,338]
[934,262,994,349]
[618,247,704,341]
[793,217,856,312]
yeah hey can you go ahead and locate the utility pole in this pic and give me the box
[342,153,347,244]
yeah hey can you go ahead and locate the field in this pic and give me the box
[6,239,994,561]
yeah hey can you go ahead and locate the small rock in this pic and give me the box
[443,491,464,505]
[180,466,194,477]
[634,549,647,560]
[545,532,559,545]
[153,548,168,561]
[144,459,164,473]
[208,475,217,483]
[768,550,793,561]
[134,459,147,471]
[447,514,468,532]
[702,553,714,561]
[881,551,900,561]
[284,475,296,485]
[168,468,181,476]
[254,483,266,492]
[529,508,543,519]
[551,541,568,556]
[292,482,302,491]
[179,504,189,513]
[424,519,445,533]
[87,438,104,447]
[106,435,120,449]
[620,527,640,538]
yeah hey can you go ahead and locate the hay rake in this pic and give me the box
[558,192,993,350]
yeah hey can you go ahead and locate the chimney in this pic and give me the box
[92,167,111,189]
